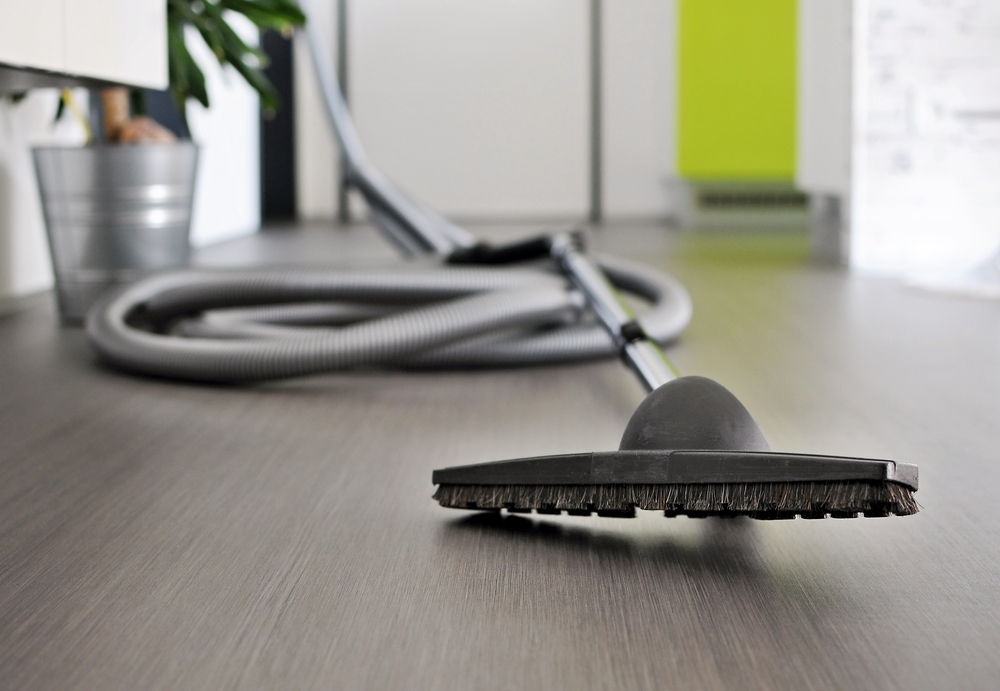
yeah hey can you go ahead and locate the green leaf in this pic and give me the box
[166,0,305,116]
[167,14,209,129]
[220,0,306,30]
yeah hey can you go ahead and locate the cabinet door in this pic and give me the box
[352,0,589,216]
[0,0,64,72]
[678,0,797,179]
[64,0,167,88]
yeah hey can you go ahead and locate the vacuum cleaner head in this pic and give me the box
[433,377,919,519]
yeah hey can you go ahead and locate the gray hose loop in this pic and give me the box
[86,257,692,382]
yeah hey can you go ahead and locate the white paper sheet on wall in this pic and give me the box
[853,0,1000,273]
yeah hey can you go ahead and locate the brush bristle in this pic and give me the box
[433,481,919,519]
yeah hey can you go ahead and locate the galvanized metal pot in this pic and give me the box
[32,143,198,323]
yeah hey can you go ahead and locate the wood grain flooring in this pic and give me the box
[1,223,998,690]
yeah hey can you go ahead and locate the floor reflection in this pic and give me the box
[433,509,863,624]
[439,510,765,578]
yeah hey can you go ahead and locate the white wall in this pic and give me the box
[850,0,1000,274]
[603,0,677,218]
[294,0,339,220]
[0,91,87,298]
[798,0,1000,274]
[185,18,261,247]
[294,0,678,222]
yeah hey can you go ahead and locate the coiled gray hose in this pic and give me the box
[86,255,692,382]
[81,0,690,384]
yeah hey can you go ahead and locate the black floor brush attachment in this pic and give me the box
[433,376,919,520]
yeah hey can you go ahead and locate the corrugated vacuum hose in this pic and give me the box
[85,255,692,382]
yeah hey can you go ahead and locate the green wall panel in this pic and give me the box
[678,0,797,180]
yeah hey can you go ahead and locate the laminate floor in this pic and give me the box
[1,223,998,690]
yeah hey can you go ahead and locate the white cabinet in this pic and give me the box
[0,0,64,73]
[351,0,590,218]
[0,0,167,89]
[795,0,852,199]
[64,0,167,88]
[295,0,678,221]
[604,0,676,218]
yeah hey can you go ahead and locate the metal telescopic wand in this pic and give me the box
[549,233,678,392]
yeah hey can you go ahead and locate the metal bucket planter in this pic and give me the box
[33,143,199,323]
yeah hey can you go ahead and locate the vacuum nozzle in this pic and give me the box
[433,377,919,519]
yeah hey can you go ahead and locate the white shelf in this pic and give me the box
[0,0,167,90]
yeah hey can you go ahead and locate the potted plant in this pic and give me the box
[32,0,305,323]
